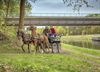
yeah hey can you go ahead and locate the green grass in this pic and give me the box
[61,35,93,42]
[62,43,100,56]
[0,43,100,72]
[0,28,100,72]
[0,40,21,53]
[62,43,100,67]
[0,54,99,72]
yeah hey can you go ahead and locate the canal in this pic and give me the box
[61,36,100,50]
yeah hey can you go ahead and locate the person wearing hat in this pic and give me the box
[49,26,56,37]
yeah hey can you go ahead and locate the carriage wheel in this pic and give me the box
[52,43,61,53]
[56,43,61,53]
[52,43,57,53]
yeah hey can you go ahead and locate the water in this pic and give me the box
[63,41,100,50]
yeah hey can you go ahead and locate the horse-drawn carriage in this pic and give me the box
[17,30,61,53]
[48,35,61,53]
[34,34,61,53]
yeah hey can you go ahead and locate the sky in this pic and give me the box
[29,0,100,16]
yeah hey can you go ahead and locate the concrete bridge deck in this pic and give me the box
[6,16,100,26]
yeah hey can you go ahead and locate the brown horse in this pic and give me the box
[17,30,34,53]
[30,26,50,53]
[17,30,49,53]
[37,33,50,52]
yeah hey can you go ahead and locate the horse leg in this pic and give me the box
[45,36,50,53]
[45,42,49,53]
[40,43,46,53]
[47,38,50,52]
[28,44,30,53]
[32,40,37,53]
[34,41,39,53]
[36,45,39,53]
[34,40,38,53]
[21,44,25,52]
[57,43,60,53]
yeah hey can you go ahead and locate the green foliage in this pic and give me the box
[56,26,100,35]
[0,0,32,32]
[36,28,44,34]
[63,0,98,11]
[55,26,67,35]
[87,14,100,17]
[0,0,32,17]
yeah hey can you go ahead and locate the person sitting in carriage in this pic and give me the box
[49,26,57,37]
[47,26,57,43]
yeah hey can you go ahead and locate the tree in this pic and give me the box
[18,0,36,31]
[0,0,32,31]
[63,0,98,11]
[18,0,25,31]
[87,14,100,17]
[0,0,20,31]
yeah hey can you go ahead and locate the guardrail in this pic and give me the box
[28,13,100,16]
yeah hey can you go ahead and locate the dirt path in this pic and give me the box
[60,48,100,67]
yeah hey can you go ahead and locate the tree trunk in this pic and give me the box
[3,0,10,31]
[5,0,10,19]
[18,0,25,31]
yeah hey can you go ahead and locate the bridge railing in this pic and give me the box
[28,13,100,16]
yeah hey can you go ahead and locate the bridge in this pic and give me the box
[5,13,100,26]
